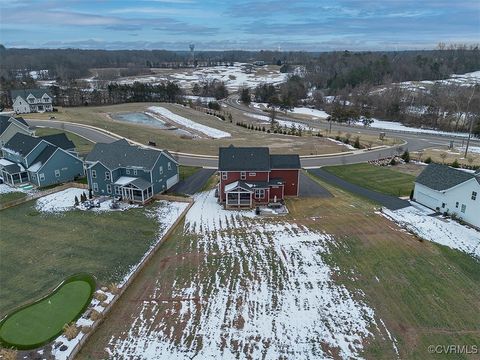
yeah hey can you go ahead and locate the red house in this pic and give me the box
[218,146,301,208]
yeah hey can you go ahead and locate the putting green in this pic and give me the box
[0,273,95,350]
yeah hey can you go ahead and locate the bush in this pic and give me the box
[451,159,460,168]
[390,158,397,166]
[401,150,410,163]
[0,349,18,360]
[424,156,432,164]
[94,292,108,302]
[335,135,341,141]
[89,309,102,321]
[353,136,361,149]
[107,282,120,294]
[63,323,79,340]
[207,101,221,111]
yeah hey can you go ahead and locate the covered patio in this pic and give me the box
[114,176,154,204]
[224,181,253,208]
[0,160,29,186]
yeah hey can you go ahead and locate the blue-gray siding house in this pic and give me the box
[0,132,84,187]
[84,139,179,204]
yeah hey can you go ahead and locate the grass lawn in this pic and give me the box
[0,199,163,317]
[0,192,27,206]
[34,127,95,156]
[179,165,200,181]
[323,163,416,197]
[0,274,95,349]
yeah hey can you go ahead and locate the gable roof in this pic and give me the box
[11,88,52,100]
[416,163,478,191]
[40,133,75,150]
[219,146,271,171]
[270,154,301,169]
[3,132,41,156]
[0,115,30,135]
[85,140,164,170]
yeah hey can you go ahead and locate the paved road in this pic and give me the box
[298,172,332,198]
[307,168,410,210]
[169,168,216,195]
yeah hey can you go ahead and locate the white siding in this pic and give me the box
[12,96,30,114]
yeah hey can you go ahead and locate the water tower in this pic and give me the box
[189,43,195,65]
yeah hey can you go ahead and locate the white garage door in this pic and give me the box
[166,174,179,189]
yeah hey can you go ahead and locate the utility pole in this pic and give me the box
[464,85,477,158]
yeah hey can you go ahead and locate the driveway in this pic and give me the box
[307,168,410,210]
[169,168,216,195]
[298,171,332,198]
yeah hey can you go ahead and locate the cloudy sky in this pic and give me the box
[0,0,479,51]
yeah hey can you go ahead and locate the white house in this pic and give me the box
[413,163,480,228]
[0,114,34,148]
[11,89,53,114]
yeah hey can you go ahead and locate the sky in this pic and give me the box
[0,0,479,51]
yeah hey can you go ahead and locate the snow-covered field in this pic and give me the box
[288,107,330,119]
[105,190,397,359]
[242,112,313,131]
[456,146,480,154]
[148,106,231,139]
[381,205,480,259]
[361,118,470,137]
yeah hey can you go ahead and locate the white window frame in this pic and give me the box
[255,189,265,199]
[93,182,98,192]
[455,202,459,208]
[91,169,97,178]
[126,169,130,175]
[160,166,163,175]
[133,169,137,175]
[54,169,60,178]
[461,204,466,213]
[222,172,227,180]
[168,162,172,170]
[39,173,45,181]
[106,184,112,194]
[240,171,246,180]
[249,172,256,177]
[114,186,121,195]
[105,171,111,180]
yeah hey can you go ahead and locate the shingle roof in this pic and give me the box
[10,88,52,100]
[0,115,29,135]
[85,140,163,170]
[416,163,477,191]
[40,133,75,150]
[131,177,153,190]
[3,133,41,156]
[270,154,300,169]
[218,146,271,171]
[31,145,56,167]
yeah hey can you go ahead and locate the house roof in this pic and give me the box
[416,163,478,191]
[29,145,56,171]
[85,139,164,170]
[40,133,75,150]
[0,115,29,135]
[270,154,301,169]
[224,180,254,192]
[3,163,23,174]
[131,178,153,190]
[218,146,271,171]
[11,88,52,100]
[3,133,41,156]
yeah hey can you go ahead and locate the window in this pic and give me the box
[39,173,45,181]
[91,170,97,178]
[107,184,112,194]
[126,169,130,174]
[114,186,121,195]
[105,171,111,180]
[160,166,163,175]
[240,171,246,180]
[222,172,227,180]
[441,203,446,208]
[168,162,172,170]
[461,204,466,213]
[255,189,265,199]
[133,169,137,175]
[93,183,98,192]
[249,172,256,177]
[472,191,477,201]
[455,202,459,208]
[54,169,60,177]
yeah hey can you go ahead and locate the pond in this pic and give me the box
[112,112,170,129]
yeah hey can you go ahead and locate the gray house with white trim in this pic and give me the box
[85,139,179,204]
[0,132,84,187]
[0,115,34,147]
[11,89,53,114]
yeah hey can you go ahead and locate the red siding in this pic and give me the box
[270,169,299,196]
[269,185,283,202]
[219,171,269,201]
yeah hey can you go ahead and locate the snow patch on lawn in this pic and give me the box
[362,118,470,137]
[35,188,86,213]
[148,106,231,139]
[456,146,480,154]
[106,190,395,359]
[381,205,480,259]
[0,183,35,195]
[242,112,312,131]
[289,107,330,119]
